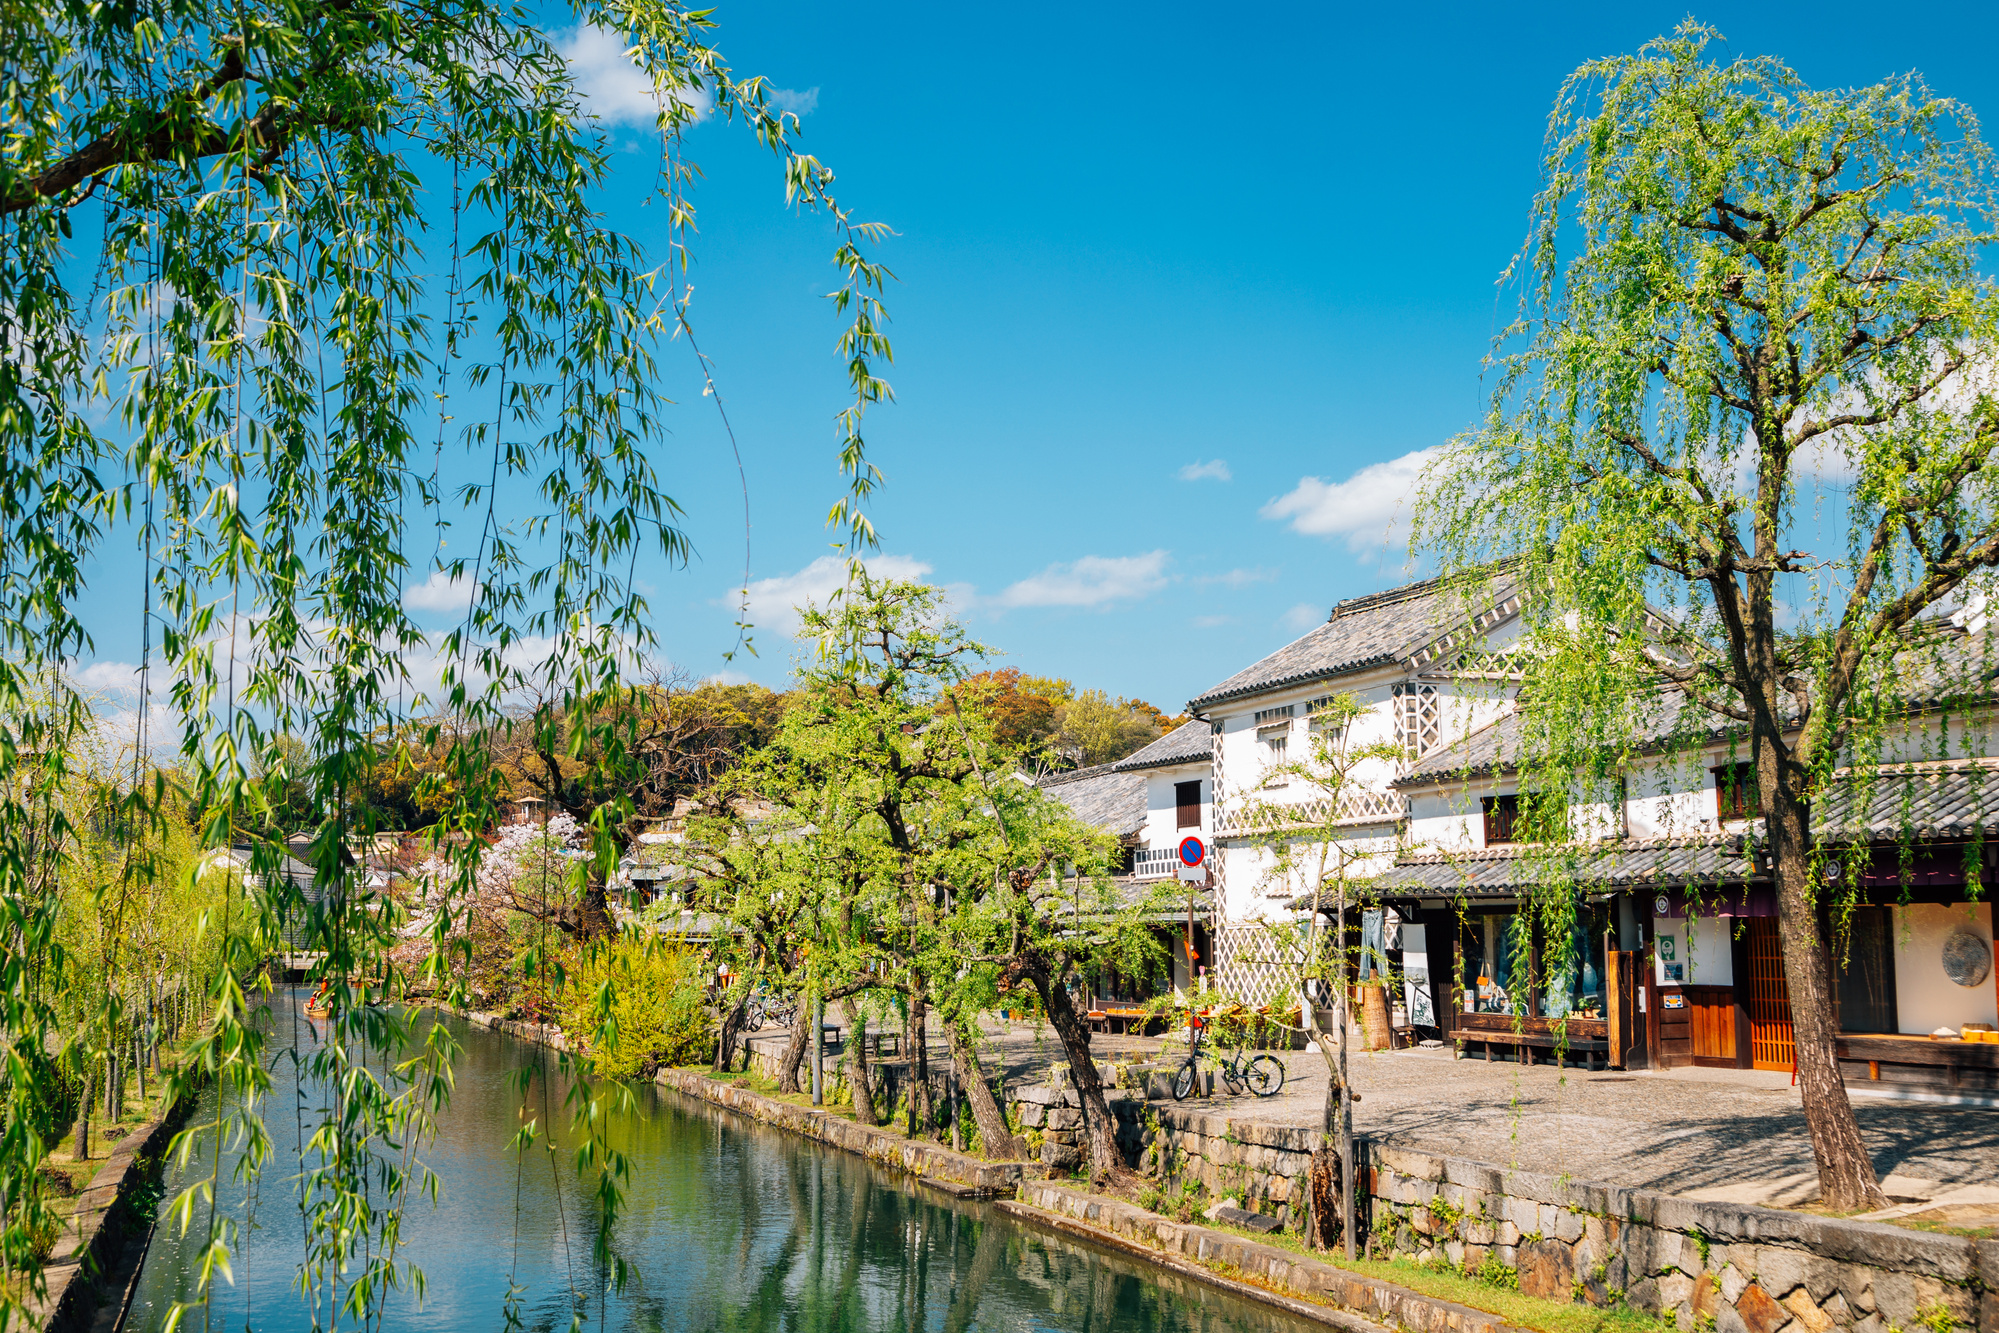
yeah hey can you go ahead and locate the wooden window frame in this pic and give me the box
[1714,762,1759,821]
[1175,780,1202,830]
[1482,794,1520,846]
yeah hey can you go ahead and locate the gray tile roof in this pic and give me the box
[1363,835,1753,899]
[1038,765,1147,838]
[1113,719,1212,772]
[1187,571,1524,713]
[1813,763,1999,841]
[1352,764,1999,901]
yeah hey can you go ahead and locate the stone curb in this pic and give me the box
[28,1092,195,1333]
[458,1008,1036,1197]
[1016,1181,1536,1333]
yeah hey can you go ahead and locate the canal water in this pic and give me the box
[123,989,1314,1332]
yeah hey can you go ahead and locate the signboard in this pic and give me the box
[1661,993,1687,1010]
[1178,836,1206,882]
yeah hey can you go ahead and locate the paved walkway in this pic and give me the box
[751,1014,1999,1206]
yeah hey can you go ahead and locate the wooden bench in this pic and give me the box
[1456,1029,1609,1069]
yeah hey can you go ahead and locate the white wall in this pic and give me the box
[1140,765,1208,851]
[1891,902,1997,1035]
[1652,912,1734,987]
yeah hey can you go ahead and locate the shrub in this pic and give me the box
[559,936,716,1079]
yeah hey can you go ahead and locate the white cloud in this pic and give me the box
[704,669,752,686]
[557,24,714,130]
[738,554,934,638]
[1197,567,1276,588]
[1262,447,1438,557]
[74,660,143,695]
[1179,459,1232,482]
[996,551,1170,609]
[770,86,819,117]
[1280,602,1323,632]
[404,570,479,615]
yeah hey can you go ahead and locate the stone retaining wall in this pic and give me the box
[1012,1180,1527,1333]
[29,1093,194,1333]
[996,1070,1999,1333]
[1368,1143,1999,1333]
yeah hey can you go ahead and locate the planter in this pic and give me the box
[1359,984,1391,1051]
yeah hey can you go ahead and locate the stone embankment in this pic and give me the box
[29,1093,194,1333]
[1005,1181,1517,1333]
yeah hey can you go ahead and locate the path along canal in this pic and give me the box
[122,989,1317,1332]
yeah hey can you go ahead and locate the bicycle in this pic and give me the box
[1170,1024,1285,1100]
[746,990,799,1031]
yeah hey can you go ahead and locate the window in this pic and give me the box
[1175,780,1202,830]
[1253,704,1295,725]
[1482,794,1520,845]
[1393,682,1439,756]
[1304,695,1344,741]
[1260,727,1289,784]
[1714,763,1759,821]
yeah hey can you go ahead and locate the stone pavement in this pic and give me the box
[762,1012,1999,1205]
[967,1020,1999,1203]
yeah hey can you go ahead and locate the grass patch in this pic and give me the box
[1168,1211,1676,1333]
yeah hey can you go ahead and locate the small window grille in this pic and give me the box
[1714,763,1759,821]
[1393,683,1439,756]
[1253,704,1295,726]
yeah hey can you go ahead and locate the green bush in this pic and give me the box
[559,936,716,1079]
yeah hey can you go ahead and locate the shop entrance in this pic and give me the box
[1745,918,1795,1070]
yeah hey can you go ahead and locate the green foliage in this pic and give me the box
[559,936,716,1079]
[0,0,897,1317]
[1470,1251,1522,1290]
[1414,20,1999,1208]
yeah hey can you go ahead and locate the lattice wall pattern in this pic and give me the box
[1210,922,1303,1007]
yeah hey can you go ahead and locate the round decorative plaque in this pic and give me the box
[1942,929,1992,989]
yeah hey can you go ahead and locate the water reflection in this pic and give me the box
[124,990,1308,1332]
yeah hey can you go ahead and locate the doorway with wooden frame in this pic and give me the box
[1745,917,1795,1071]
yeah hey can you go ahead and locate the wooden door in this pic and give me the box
[1686,986,1736,1066]
[1745,918,1795,1071]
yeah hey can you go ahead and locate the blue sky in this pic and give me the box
[75,1,1999,715]
[556,0,1999,710]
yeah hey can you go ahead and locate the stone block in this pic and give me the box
[1739,1283,1791,1333]
[1504,1196,1541,1235]
[1585,1217,1608,1253]
[1041,1141,1083,1172]
[1497,1222,1522,1247]
[1693,1275,1721,1324]
[1538,1204,1561,1237]
[1556,1211,1586,1245]
[1821,1293,1853,1329]
[1717,1303,1751,1333]
[1759,1248,1810,1300]
[1872,1271,1916,1327]
[1519,1239,1576,1301]
[1660,1274,1696,1312]
[1018,1103,1046,1128]
[1722,1266,1750,1303]
[1783,1288,1834,1333]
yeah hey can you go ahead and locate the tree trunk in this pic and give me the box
[946,1019,1020,1160]
[1767,777,1885,1211]
[714,995,747,1074]
[1030,965,1133,1184]
[74,1064,91,1160]
[777,1001,812,1094]
[847,1015,879,1126]
[904,989,933,1136]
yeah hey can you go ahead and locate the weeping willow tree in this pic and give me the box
[1418,24,1999,1212]
[0,0,891,1322]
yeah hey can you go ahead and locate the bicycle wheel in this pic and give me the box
[1219,1061,1244,1096]
[1171,1060,1198,1101]
[1246,1054,1286,1097]
[746,1001,766,1030]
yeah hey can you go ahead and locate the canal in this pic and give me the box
[122,989,1318,1331]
